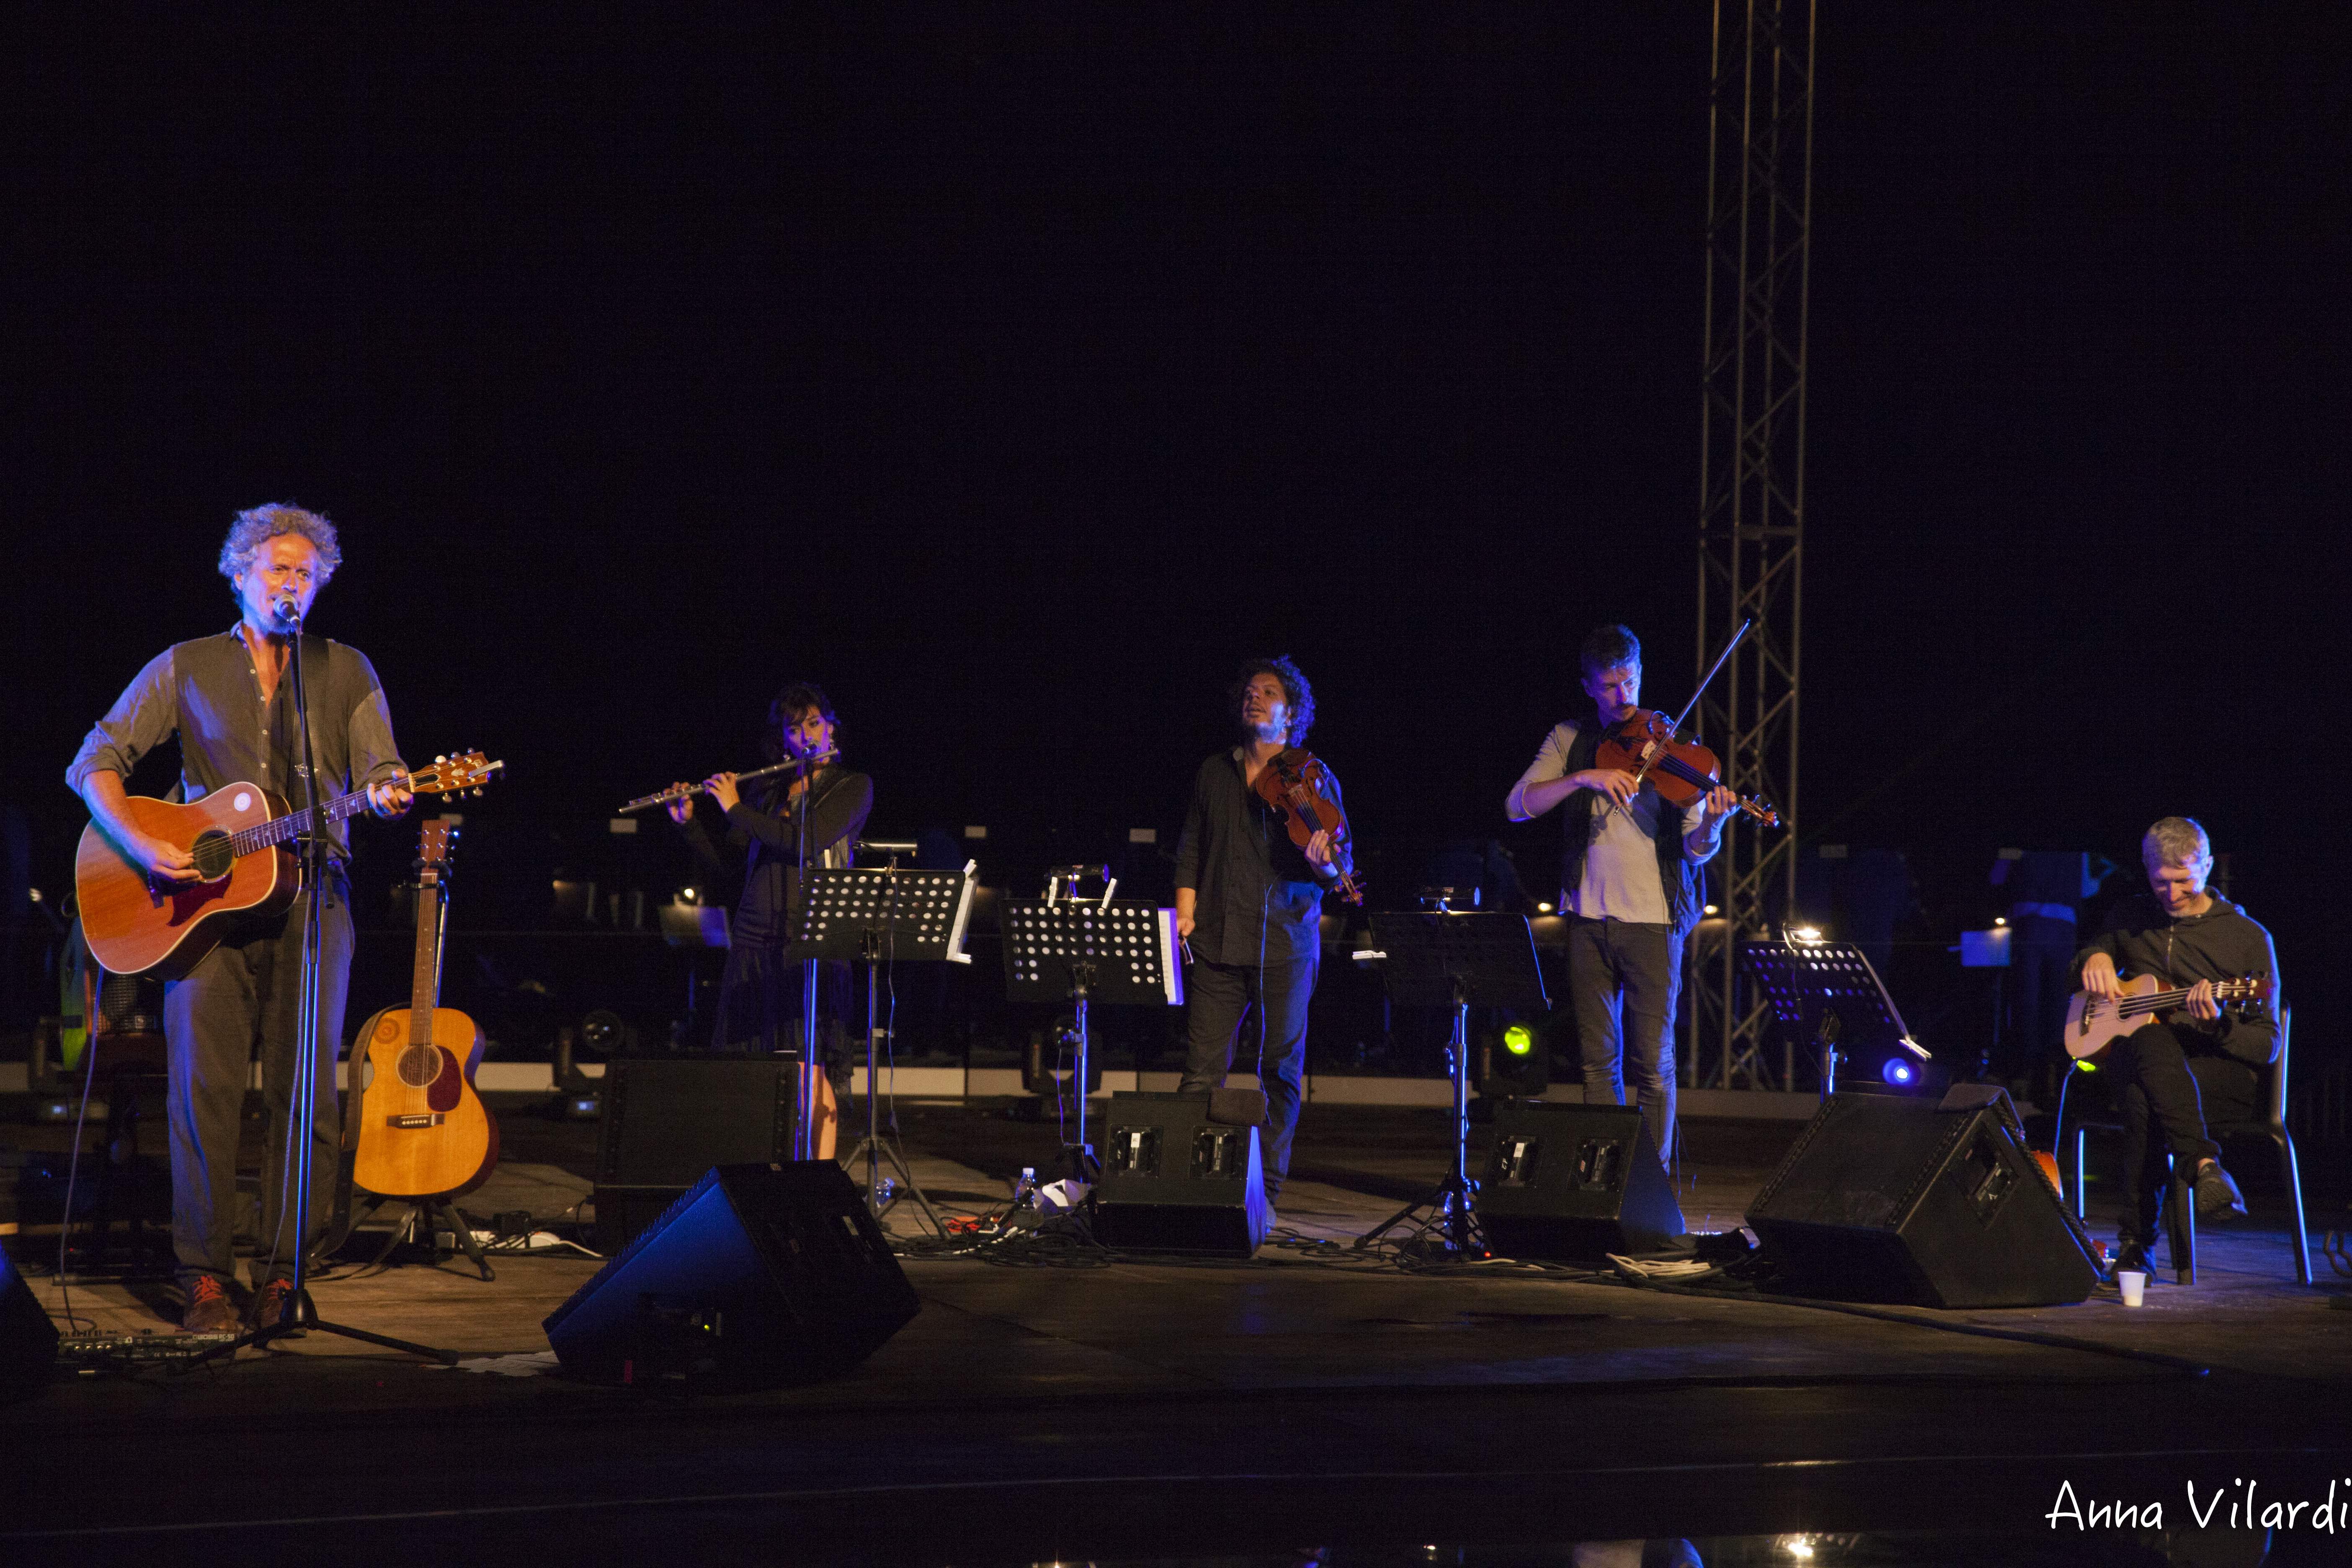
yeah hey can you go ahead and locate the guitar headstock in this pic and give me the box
[416,816,458,878]
[408,751,505,799]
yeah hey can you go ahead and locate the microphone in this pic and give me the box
[272,596,301,625]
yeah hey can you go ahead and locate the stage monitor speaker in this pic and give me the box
[1746,1091,2099,1308]
[1478,1100,1685,1260]
[545,1161,918,1389]
[593,1058,796,1253]
[2,1242,59,1404]
[1092,1091,1269,1256]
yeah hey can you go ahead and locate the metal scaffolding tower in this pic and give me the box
[1692,0,1814,1089]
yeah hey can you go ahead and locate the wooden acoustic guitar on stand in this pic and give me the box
[348,816,500,1207]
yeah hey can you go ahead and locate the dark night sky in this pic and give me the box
[5,11,2344,1037]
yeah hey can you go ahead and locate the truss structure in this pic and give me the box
[1692,0,1815,1090]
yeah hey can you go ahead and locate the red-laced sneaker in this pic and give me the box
[182,1275,239,1334]
[250,1277,299,1329]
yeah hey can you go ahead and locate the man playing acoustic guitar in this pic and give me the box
[68,505,412,1332]
[2076,817,2280,1274]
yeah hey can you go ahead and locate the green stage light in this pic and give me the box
[1502,1023,1535,1057]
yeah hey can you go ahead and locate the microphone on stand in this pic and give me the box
[272,596,302,627]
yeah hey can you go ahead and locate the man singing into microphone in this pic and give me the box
[68,505,411,1333]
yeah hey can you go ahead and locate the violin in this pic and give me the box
[1594,709,1782,828]
[1250,747,1366,905]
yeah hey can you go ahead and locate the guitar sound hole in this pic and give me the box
[397,1044,441,1089]
[191,830,236,881]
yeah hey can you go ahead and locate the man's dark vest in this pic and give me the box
[1559,723,1700,934]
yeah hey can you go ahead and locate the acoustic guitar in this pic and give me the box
[75,751,503,978]
[2063,972,2272,1062]
[350,818,498,1200]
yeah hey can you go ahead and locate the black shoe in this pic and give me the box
[2111,1240,2151,1279]
[2193,1160,2246,1220]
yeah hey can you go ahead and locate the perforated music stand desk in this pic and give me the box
[1357,912,1548,1256]
[1740,939,1910,1066]
[785,864,977,966]
[784,863,978,1235]
[1000,898,1185,1162]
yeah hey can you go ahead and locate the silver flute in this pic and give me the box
[616,749,840,814]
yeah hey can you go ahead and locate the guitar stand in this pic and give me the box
[353,1194,497,1281]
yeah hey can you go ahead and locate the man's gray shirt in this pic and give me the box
[68,626,405,862]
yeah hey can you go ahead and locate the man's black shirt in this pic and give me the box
[1173,749,1351,966]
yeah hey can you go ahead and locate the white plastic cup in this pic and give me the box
[2117,1269,2148,1307]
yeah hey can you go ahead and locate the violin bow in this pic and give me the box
[1611,615,1754,815]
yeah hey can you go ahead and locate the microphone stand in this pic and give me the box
[198,604,453,1366]
[794,749,823,1160]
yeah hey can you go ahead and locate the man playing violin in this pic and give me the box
[1505,624,1735,1166]
[666,681,872,1067]
[2075,817,2279,1273]
[68,505,413,1333]
[1174,656,1352,1212]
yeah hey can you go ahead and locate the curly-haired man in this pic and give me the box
[68,505,412,1333]
[1173,656,1352,1212]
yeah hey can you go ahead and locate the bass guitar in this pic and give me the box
[75,751,503,978]
[2063,972,2272,1062]
[351,817,498,1200]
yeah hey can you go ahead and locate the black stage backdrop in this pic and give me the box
[2,13,2341,1048]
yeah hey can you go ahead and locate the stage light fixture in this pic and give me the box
[1859,1036,1938,1095]
[1477,1019,1548,1098]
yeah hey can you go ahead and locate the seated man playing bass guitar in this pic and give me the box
[67,505,412,1333]
[2076,817,2280,1273]
[1504,624,1735,1167]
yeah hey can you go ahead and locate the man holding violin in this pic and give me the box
[1505,625,1736,1165]
[1173,656,1352,1211]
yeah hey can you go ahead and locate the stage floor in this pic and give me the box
[6,1099,2349,1563]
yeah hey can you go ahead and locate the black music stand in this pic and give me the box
[1000,897,1186,1179]
[1354,911,1548,1258]
[1739,938,1911,1099]
[788,861,977,1237]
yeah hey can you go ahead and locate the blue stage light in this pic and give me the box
[1881,1058,1916,1087]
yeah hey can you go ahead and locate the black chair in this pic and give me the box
[2066,1003,2309,1286]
